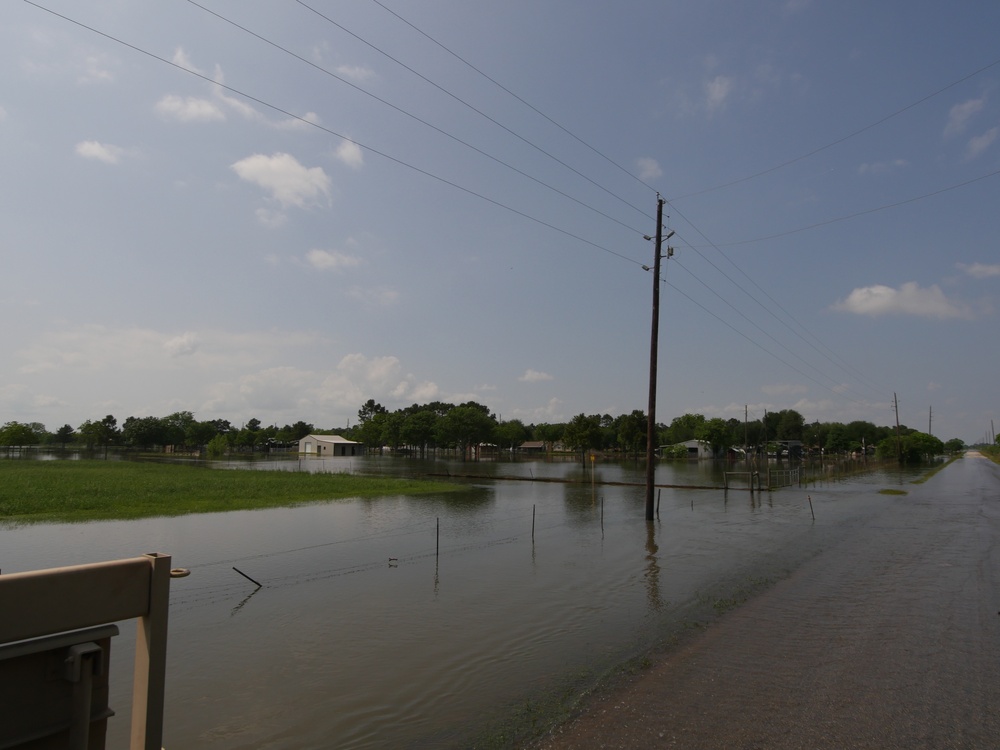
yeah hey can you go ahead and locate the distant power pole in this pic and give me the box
[928,406,932,436]
[893,392,902,464]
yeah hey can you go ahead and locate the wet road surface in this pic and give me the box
[534,454,1000,749]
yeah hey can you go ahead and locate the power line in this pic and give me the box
[668,53,1000,202]
[294,0,655,223]
[366,0,659,196]
[184,0,649,240]
[25,1,645,269]
[717,166,1000,247]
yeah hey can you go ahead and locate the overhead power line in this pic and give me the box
[25,1,645,269]
[668,53,1000,202]
[294,0,654,223]
[366,0,659,196]
[184,0,648,239]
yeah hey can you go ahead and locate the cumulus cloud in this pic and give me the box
[231,152,331,208]
[155,94,225,123]
[832,282,973,319]
[966,127,998,160]
[305,248,362,271]
[334,140,364,170]
[519,369,553,383]
[705,75,733,112]
[944,97,984,137]
[957,261,1000,278]
[75,140,126,164]
[164,332,199,357]
[636,157,663,181]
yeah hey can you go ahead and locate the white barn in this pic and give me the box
[298,434,364,457]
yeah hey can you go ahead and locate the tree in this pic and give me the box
[876,431,944,464]
[0,421,42,446]
[774,409,804,440]
[122,416,167,449]
[666,413,706,444]
[562,414,603,455]
[437,405,496,460]
[400,409,438,457]
[496,418,530,453]
[533,423,564,451]
[186,420,220,448]
[54,424,76,446]
[614,410,646,458]
[695,418,730,455]
[943,438,965,454]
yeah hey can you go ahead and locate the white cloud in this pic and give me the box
[857,158,908,175]
[164,332,199,358]
[832,282,973,319]
[171,48,204,75]
[334,140,364,170]
[957,261,1000,278]
[519,369,553,383]
[705,75,733,112]
[335,65,376,83]
[966,127,998,160]
[305,248,362,271]
[231,152,331,209]
[944,97,984,137]
[74,140,126,164]
[0,105,8,122]
[636,157,663,181]
[80,54,115,84]
[155,94,225,123]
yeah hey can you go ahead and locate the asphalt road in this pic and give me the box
[533,454,1000,749]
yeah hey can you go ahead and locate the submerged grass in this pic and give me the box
[0,460,461,524]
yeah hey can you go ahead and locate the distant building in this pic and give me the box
[298,434,364,456]
[671,439,716,459]
[518,441,547,454]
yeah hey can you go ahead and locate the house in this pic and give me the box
[518,441,548,454]
[298,434,364,457]
[670,439,716,459]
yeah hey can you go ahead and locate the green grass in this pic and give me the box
[0,460,462,523]
[878,488,908,495]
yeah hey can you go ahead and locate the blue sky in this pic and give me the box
[2,0,998,443]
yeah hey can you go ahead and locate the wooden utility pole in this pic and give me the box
[893,392,902,464]
[645,196,667,521]
[928,406,932,436]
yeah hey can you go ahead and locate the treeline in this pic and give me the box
[1,402,973,463]
[0,412,316,455]
[345,401,968,464]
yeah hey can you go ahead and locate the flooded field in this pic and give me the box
[0,456,924,748]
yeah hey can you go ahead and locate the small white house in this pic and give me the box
[673,439,716,459]
[298,434,364,456]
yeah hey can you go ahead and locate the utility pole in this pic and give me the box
[928,406,932,436]
[645,196,670,521]
[893,392,902,464]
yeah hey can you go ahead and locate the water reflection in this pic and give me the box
[0,456,926,749]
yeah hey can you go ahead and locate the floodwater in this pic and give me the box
[0,456,925,748]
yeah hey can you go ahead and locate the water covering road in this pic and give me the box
[536,453,1000,749]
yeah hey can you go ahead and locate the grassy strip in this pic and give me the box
[909,455,959,484]
[0,460,461,523]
